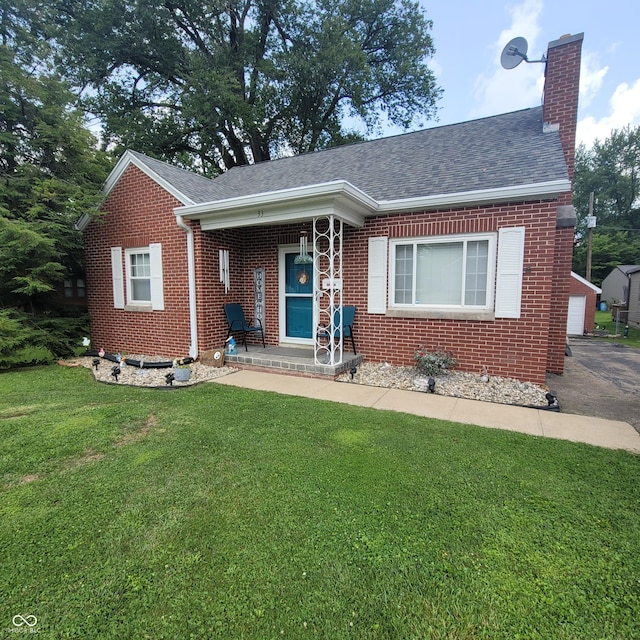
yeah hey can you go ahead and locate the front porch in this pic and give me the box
[224,345,364,378]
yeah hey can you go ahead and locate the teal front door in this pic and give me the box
[280,249,313,342]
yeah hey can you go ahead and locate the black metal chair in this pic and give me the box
[223,303,265,351]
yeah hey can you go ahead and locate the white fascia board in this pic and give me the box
[375,179,572,213]
[176,180,374,229]
[571,271,602,293]
[197,200,334,231]
[101,150,195,206]
[173,177,571,230]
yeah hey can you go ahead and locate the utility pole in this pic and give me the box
[586,192,596,282]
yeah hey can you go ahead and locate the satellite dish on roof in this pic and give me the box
[500,36,546,69]
[500,37,529,69]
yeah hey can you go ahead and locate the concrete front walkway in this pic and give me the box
[213,370,640,454]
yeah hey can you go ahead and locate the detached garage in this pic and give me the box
[567,272,601,335]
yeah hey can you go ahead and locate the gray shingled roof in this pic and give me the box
[130,106,568,205]
[127,150,229,203]
[617,265,640,275]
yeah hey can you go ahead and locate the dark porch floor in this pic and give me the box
[224,345,364,378]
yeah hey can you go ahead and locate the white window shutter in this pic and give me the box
[495,227,525,318]
[368,236,388,314]
[149,243,165,311]
[111,247,124,309]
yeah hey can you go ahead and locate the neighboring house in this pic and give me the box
[57,275,87,307]
[567,272,601,335]
[628,269,640,330]
[79,33,583,385]
[601,265,640,307]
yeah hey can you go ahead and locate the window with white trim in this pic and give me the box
[111,243,164,311]
[126,249,152,304]
[390,233,496,310]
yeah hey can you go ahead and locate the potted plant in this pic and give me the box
[172,361,192,382]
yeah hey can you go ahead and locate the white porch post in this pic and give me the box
[313,215,343,365]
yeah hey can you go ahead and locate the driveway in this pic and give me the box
[546,337,640,432]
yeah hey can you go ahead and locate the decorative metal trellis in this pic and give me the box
[313,215,344,365]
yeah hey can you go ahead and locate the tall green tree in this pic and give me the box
[44,0,440,175]
[0,1,111,363]
[572,126,640,285]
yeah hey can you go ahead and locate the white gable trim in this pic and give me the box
[102,150,196,206]
[571,271,602,293]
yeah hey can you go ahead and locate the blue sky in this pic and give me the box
[376,0,640,148]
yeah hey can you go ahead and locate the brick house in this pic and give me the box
[80,33,583,385]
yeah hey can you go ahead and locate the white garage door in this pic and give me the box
[567,295,586,335]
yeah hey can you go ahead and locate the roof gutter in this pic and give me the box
[175,178,572,228]
[176,215,198,359]
[375,179,572,213]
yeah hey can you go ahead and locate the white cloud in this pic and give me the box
[579,51,608,108]
[470,0,546,119]
[497,0,544,51]
[577,77,640,147]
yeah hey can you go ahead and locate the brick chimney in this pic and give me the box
[542,33,584,192]
[544,33,584,377]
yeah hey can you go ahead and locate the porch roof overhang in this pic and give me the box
[174,177,572,230]
[175,180,377,230]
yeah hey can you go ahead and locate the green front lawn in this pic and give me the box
[1,365,639,639]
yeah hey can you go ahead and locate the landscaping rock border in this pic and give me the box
[64,356,551,408]
[336,362,551,407]
[66,356,237,387]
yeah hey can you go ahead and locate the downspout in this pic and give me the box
[176,215,198,359]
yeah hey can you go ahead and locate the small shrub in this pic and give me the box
[0,307,89,369]
[414,347,457,376]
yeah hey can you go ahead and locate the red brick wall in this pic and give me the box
[192,226,245,351]
[191,202,559,384]
[206,224,315,350]
[165,223,312,352]
[343,202,558,385]
[84,165,192,357]
[547,226,574,373]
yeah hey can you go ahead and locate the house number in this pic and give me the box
[256,209,264,218]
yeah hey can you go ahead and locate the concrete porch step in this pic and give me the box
[225,345,363,378]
